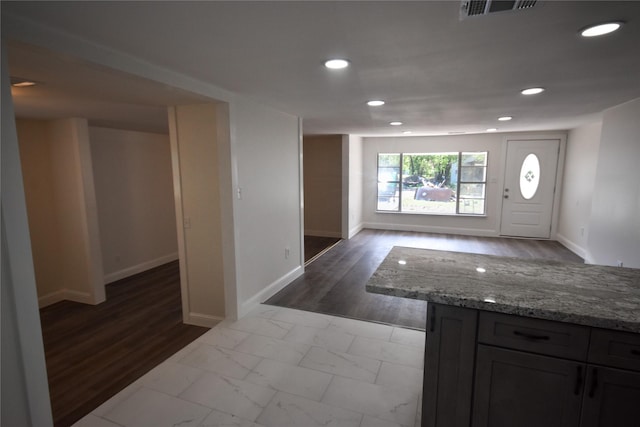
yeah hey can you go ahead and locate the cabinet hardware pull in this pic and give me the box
[588,368,599,398]
[631,349,640,357]
[574,366,583,395]
[429,306,436,332]
[513,330,550,341]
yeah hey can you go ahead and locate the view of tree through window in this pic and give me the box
[377,152,487,215]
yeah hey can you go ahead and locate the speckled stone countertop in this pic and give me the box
[366,247,640,333]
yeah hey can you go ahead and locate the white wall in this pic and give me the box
[169,104,227,326]
[16,119,62,299]
[1,229,34,425]
[90,127,178,283]
[556,121,602,258]
[214,103,239,321]
[17,118,105,307]
[304,135,342,238]
[233,97,302,316]
[346,134,364,238]
[1,46,53,426]
[586,98,640,268]
[49,118,105,304]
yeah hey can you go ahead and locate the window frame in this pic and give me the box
[376,151,488,216]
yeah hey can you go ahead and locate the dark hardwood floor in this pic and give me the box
[267,229,584,330]
[39,261,209,427]
[304,235,342,263]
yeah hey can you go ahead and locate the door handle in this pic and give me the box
[574,365,583,395]
[513,330,550,341]
[588,368,599,398]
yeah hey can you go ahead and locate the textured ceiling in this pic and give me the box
[4,1,640,136]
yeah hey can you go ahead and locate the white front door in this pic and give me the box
[500,139,560,238]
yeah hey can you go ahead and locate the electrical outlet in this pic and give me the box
[285,247,290,259]
[580,227,584,237]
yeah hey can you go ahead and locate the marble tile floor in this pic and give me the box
[72,304,425,427]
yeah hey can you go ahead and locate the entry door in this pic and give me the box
[500,139,560,238]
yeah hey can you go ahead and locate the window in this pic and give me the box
[376,151,488,215]
[519,153,540,200]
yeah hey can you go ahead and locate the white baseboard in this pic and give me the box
[185,312,224,328]
[348,223,364,239]
[556,233,587,260]
[364,222,498,237]
[38,289,94,308]
[304,229,342,238]
[238,265,304,318]
[104,252,179,284]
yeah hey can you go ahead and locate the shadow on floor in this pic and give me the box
[304,235,341,263]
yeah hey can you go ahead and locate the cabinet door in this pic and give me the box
[472,345,583,427]
[580,366,640,427]
[423,303,477,427]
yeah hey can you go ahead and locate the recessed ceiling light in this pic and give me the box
[324,59,349,69]
[390,121,403,126]
[580,22,623,37]
[521,87,545,95]
[486,128,498,132]
[498,116,513,121]
[10,77,37,87]
[402,131,412,134]
[367,100,385,107]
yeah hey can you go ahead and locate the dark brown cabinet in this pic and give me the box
[422,304,640,427]
[423,303,477,427]
[580,366,640,427]
[472,346,583,427]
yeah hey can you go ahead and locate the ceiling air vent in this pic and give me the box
[461,0,538,19]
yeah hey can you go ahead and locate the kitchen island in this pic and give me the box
[366,247,640,427]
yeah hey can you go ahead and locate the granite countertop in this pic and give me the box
[366,246,640,333]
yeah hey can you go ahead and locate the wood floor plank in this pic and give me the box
[39,261,209,427]
[266,229,583,329]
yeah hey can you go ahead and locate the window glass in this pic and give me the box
[458,198,485,215]
[377,154,401,211]
[401,153,457,214]
[461,166,486,182]
[376,151,488,215]
[520,153,540,200]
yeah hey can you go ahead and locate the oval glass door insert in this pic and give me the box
[520,153,540,200]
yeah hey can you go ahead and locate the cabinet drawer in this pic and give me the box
[588,328,640,372]
[478,311,590,360]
